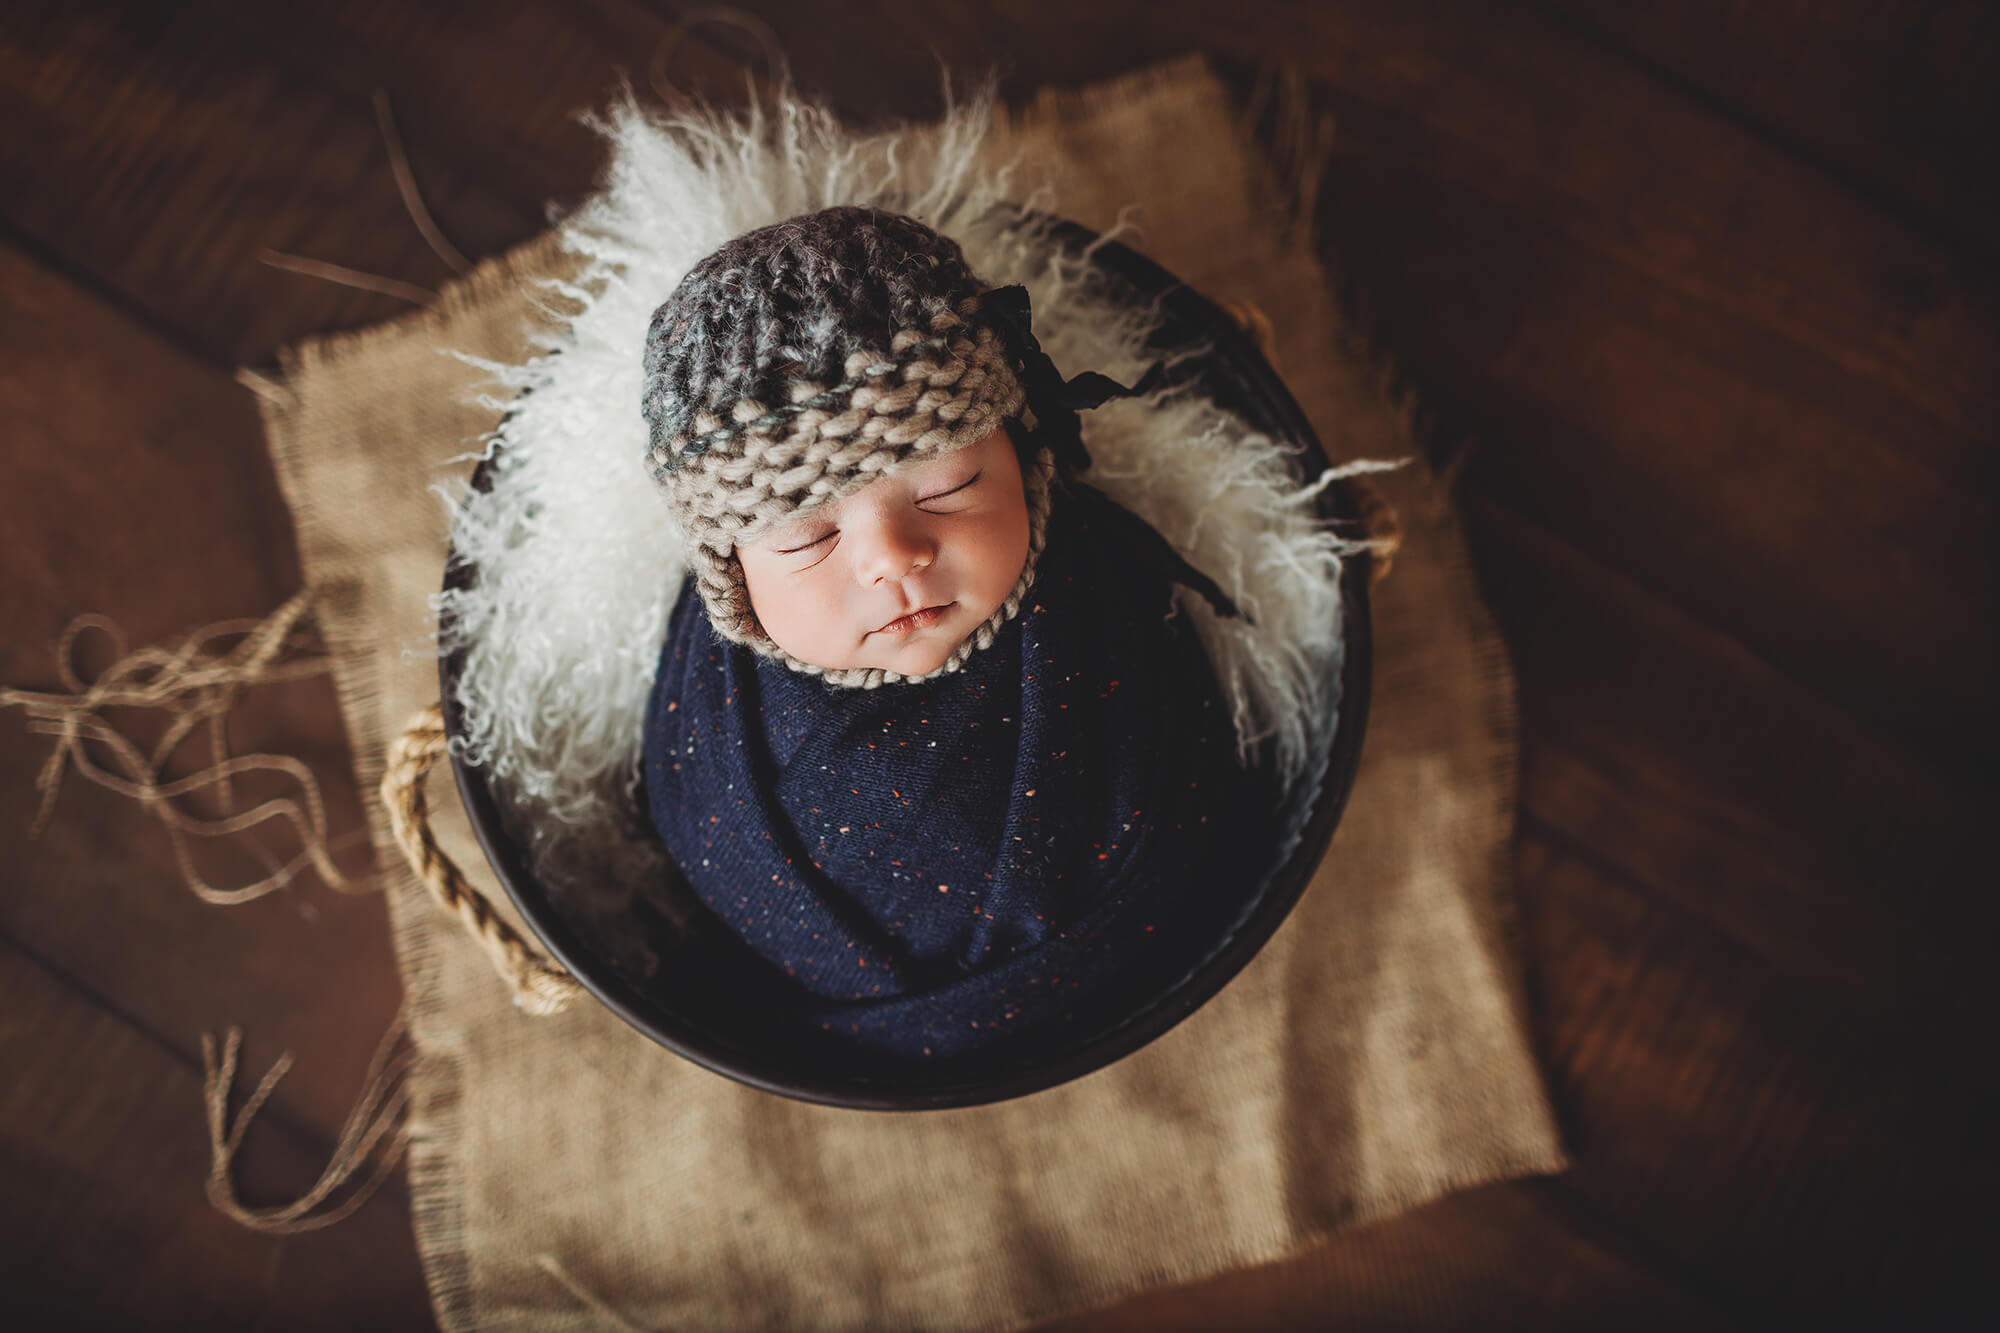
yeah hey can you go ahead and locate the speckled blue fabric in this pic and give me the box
[644,484,1271,1058]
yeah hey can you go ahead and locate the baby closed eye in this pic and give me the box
[773,528,837,555]
[916,469,983,511]
[769,527,839,571]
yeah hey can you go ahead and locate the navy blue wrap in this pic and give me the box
[644,484,1273,1058]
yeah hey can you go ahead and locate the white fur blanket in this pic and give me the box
[437,89,1377,839]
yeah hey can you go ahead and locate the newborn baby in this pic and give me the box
[641,207,1272,1059]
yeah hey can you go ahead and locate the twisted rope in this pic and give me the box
[0,590,367,903]
[381,703,583,1015]
[201,1013,413,1234]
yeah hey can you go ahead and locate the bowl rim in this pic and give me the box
[439,217,1374,1110]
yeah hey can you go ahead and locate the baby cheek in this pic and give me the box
[743,558,837,657]
[977,501,1032,607]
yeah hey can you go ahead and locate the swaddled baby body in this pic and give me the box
[640,207,1273,1058]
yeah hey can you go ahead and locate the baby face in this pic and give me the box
[737,429,1030,676]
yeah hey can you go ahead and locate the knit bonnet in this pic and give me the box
[642,207,1049,688]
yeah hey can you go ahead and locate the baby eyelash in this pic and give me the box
[771,469,986,554]
[919,470,983,504]
[774,530,837,554]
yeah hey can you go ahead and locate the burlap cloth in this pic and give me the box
[251,59,1565,1331]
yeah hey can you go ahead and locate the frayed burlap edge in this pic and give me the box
[245,57,1568,1332]
[247,237,571,1326]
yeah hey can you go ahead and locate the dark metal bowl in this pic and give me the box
[440,218,1373,1110]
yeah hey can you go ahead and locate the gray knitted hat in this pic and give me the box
[642,207,1049,688]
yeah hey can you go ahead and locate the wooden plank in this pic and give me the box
[0,0,539,364]
[1,937,432,1329]
[1519,826,1988,1318]
[0,237,405,1153]
[1470,500,1988,1013]
[1259,1,1998,446]
[1376,503,1991,1318]
[192,0,761,215]
[1465,505,1988,1315]
[1542,0,2000,255]
[1289,87,1997,775]
[1037,1180,1724,1330]
[2,2,1990,1322]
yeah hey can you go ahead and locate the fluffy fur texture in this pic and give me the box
[439,87,1368,864]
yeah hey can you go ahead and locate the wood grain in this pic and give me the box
[1,0,1993,1325]
[1476,500,1989,1010]
[1543,0,2000,257]
[1,938,430,1330]
[0,237,405,1153]
[1278,41,1999,777]
[1517,825,1985,1316]
[191,0,759,213]
[0,0,535,364]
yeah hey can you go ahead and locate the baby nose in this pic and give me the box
[855,516,935,585]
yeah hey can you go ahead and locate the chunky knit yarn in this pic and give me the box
[642,208,1037,688]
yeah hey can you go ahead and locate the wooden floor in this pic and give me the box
[3,2,1993,1327]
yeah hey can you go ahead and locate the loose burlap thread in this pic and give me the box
[249,59,1566,1330]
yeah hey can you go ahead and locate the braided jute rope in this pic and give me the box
[381,703,583,1014]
